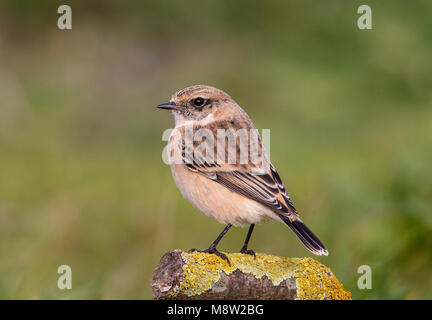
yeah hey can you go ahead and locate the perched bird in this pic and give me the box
[157,85,328,264]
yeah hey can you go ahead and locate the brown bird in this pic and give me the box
[157,85,328,264]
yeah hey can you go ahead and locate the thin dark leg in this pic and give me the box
[209,224,232,249]
[189,224,232,265]
[240,224,256,258]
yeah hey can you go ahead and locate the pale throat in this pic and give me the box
[173,111,216,128]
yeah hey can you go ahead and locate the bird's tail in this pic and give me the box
[279,215,329,256]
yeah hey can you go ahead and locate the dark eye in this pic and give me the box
[193,97,205,107]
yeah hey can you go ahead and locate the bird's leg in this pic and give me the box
[189,224,232,265]
[240,224,256,258]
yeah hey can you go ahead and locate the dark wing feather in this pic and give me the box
[186,158,298,219]
[215,167,298,217]
[176,120,299,219]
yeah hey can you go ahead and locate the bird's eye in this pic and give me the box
[193,97,205,108]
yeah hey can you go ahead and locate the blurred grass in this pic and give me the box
[0,0,431,299]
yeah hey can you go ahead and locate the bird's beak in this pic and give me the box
[156,102,181,110]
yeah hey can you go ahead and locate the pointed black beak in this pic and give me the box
[156,102,181,110]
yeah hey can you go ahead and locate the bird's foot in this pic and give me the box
[240,246,256,259]
[188,246,231,266]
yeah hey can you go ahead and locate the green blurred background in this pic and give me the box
[0,0,431,299]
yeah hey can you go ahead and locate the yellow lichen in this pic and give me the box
[294,258,351,300]
[170,251,351,300]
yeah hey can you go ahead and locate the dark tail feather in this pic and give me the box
[280,216,329,256]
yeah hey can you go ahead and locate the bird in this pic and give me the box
[157,85,328,264]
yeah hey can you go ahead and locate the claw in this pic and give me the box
[188,247,231,266]
[240,247,256,259]
[206,248,231,266]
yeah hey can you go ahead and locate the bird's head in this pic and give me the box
[157,85,237,126]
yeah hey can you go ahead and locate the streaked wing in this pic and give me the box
[176,120,299,219]
[188,161,298,219]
